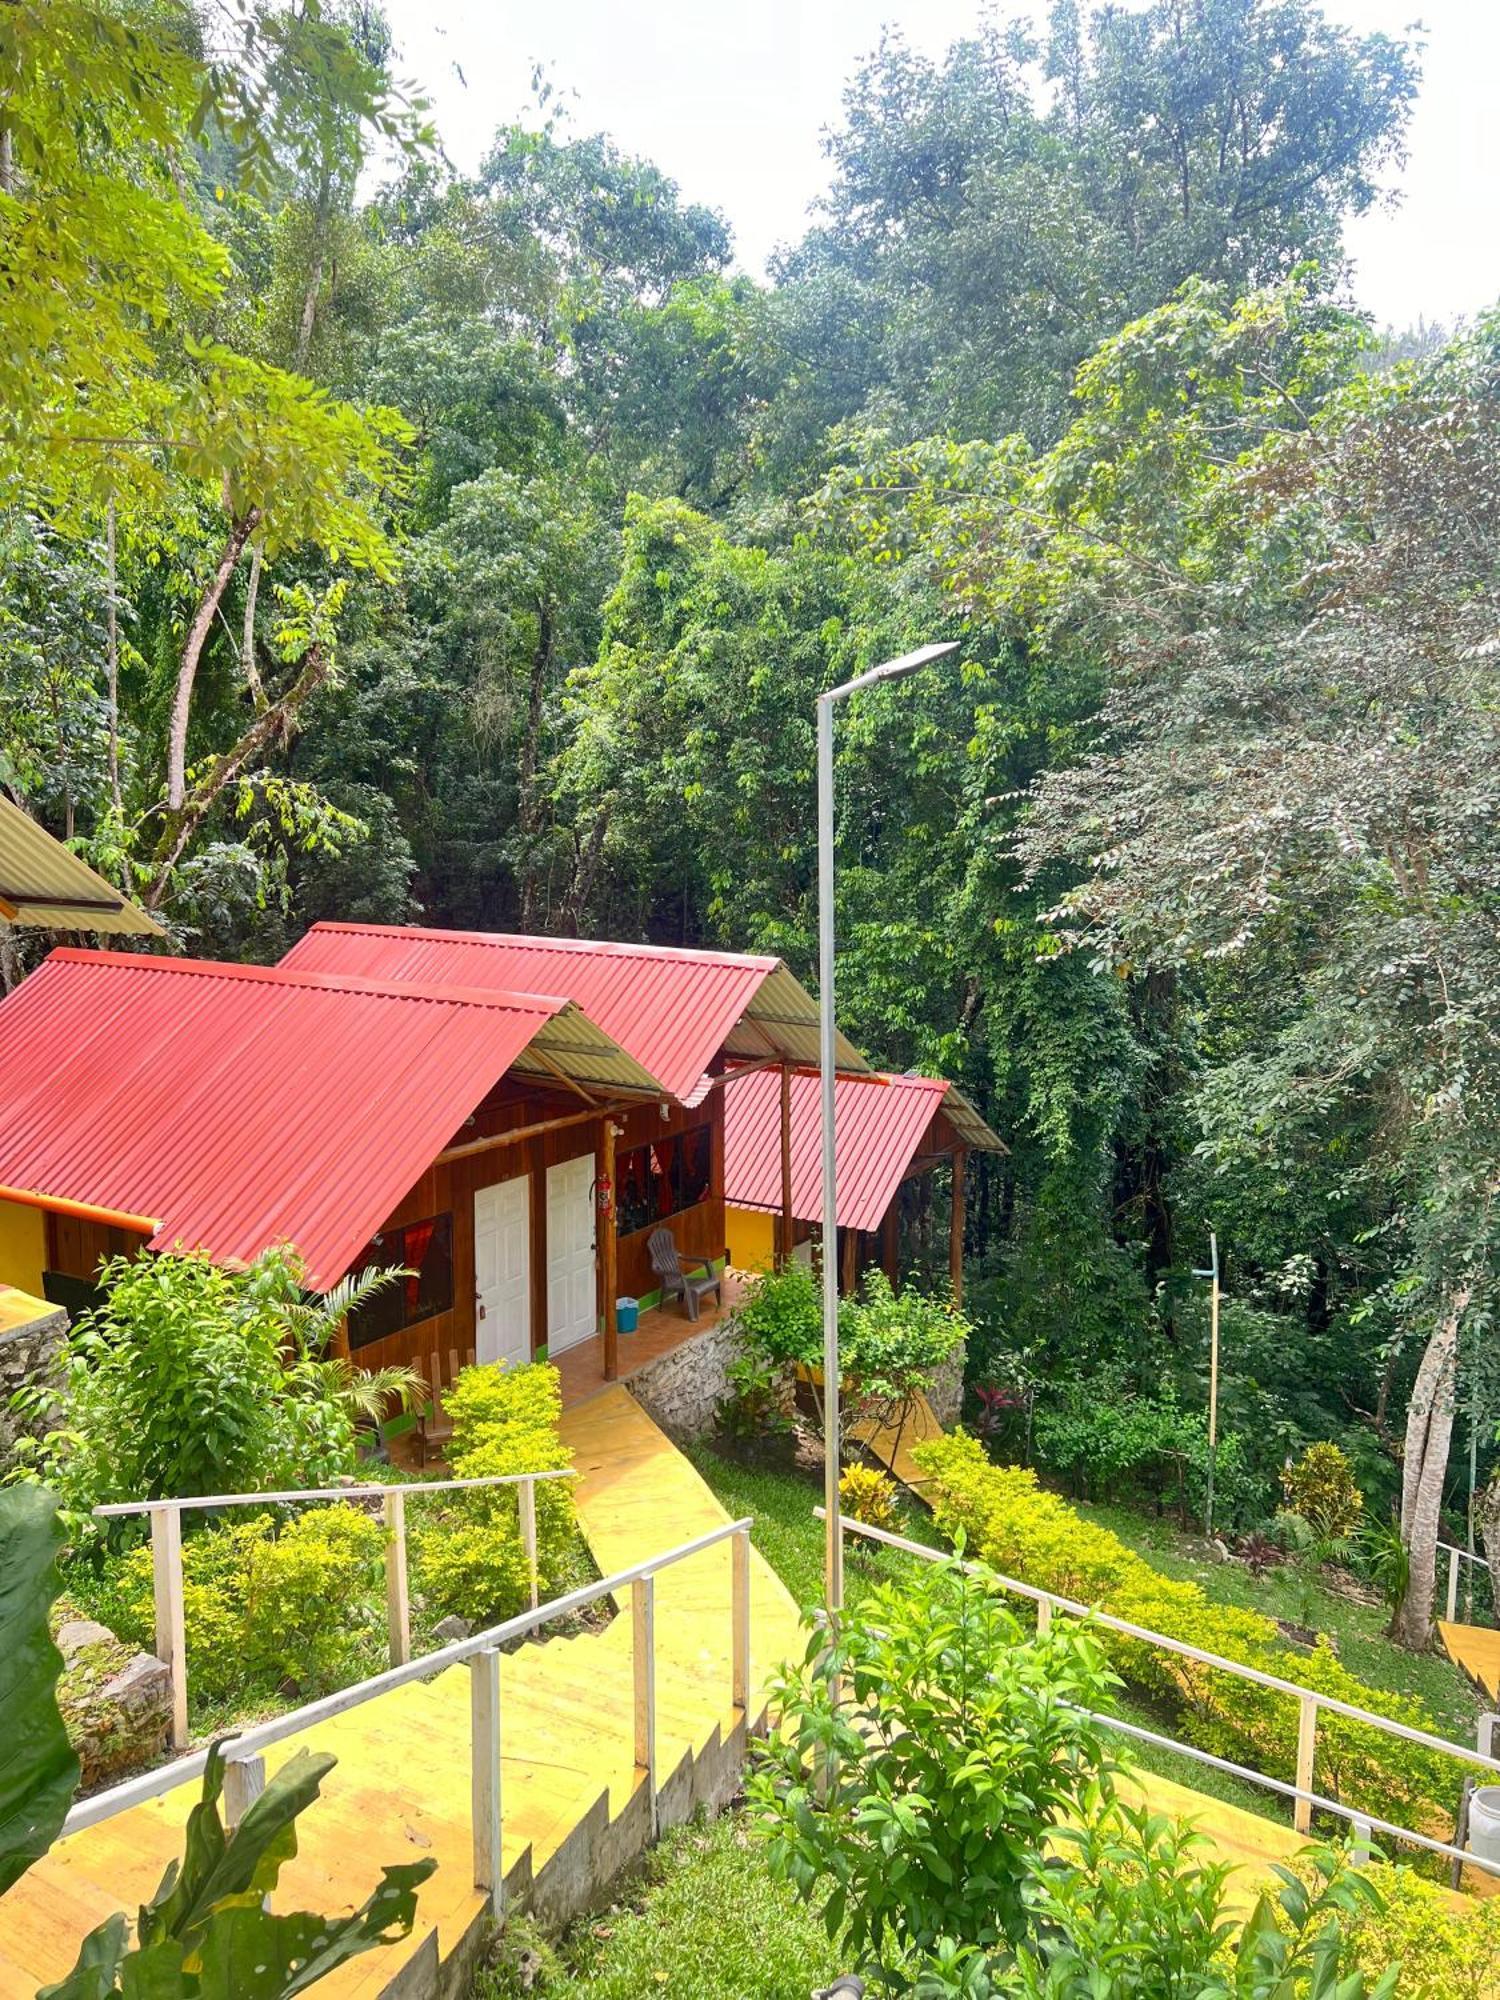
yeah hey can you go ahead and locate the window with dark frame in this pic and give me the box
[347,1212,454,1351]
[616,1124,714,1237]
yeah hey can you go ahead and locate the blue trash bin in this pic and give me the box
[617,1296,639,1335]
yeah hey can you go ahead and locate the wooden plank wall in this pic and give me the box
[350,1080,725,1377]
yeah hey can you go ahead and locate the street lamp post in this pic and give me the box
[818,641,961,1619]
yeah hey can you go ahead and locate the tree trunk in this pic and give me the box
[164,509,260,809]
[241,545,267,711]
[1391,1289,1469,1649]
[144,636,332,909]
[1479,1476,1500,1631]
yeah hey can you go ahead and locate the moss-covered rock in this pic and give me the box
[53,1610,171,1788]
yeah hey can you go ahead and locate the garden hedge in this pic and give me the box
[912,1431,1461,1840]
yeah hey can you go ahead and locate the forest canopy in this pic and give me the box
[3,0,1495,1637]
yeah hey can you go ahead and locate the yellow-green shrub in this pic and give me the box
[1322,1862,1500,1997]
[1282,1440,1364,1540]
[914,1432,1457,1835]
[117,1503,384,1701]
[419,1360,580,1611]
[840,1462,898,1531]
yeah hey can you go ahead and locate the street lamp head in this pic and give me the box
[827,640,961,703]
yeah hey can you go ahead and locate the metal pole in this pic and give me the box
[818,690,843,1621]
[1207,1230,1220,1540]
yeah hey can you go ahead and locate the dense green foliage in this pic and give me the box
[2,0,1493,1640]
[13,1250,363,1519]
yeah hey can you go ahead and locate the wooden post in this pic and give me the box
[599,1117,619,1381]
[778,1063,794,1270]
[1036,1596,1053,1637]
[1480,1712,1499,1762]
[151,1505,189,1750]
[732,1527,751,1717]
[633,1573,657,1835]
[224,1752,266,1830]
[839,1225,858,1297]
[881,1201,900,1290]
[470,1647,503,1913]
[519,1476,539,1611]
[949,1147,968,1306]
[384,1491,410,1667]
[1294,1694,1317,1834]
[528,1142,548,1357]
[1447,1547,1461,1624]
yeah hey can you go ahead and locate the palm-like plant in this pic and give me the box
[277,1263,427,1434]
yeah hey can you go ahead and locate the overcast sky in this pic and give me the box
[376,0,1498,333]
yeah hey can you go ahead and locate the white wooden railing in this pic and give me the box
[1438,1538,1491,1624]
[94,1471,577,1748]
[825,1511,1500,1880]
[62,1515,756,1919]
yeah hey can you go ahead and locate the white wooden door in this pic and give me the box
[474,1176,529,1367]
[546,1155,596,1354]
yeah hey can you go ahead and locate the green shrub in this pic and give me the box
[732,1264,968,1428]
[750,1548,1119,1988]
[914,1432,1458,1839]
[1322,1860,1500,1997]
[1011,1809,1399,1999]
[115,1503,384,1702]
[405,1360,582,1631]
[13,1247,359,1526]
[1282,1442,1365,1541]
[1032,1379,1262,1529]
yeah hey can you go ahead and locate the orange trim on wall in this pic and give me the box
[0,1184,157,1236]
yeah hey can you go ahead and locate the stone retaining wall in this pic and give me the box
[0,1296,67,1470]
[625,1318,740,1440]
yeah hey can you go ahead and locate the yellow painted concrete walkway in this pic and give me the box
[0,1389,803,2000]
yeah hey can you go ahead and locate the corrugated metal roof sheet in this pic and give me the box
[280,923,871,1104]
[723,1067,1004,1234]
[0,797,162,935]
[0,950,653,1287]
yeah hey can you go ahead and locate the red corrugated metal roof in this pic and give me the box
[0,950,615,1288]
[723,1068,953,1234]
[280,922,870,1104]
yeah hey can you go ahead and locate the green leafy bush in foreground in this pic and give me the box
[914,1432,1459,1841]
[750,1545,1400,1996]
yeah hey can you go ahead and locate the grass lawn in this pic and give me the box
[473,1810,840,2000]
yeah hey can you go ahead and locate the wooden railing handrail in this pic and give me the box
[61,1513,756,1843]
[822,1510,1500,1776]
[92,1468,576,1519]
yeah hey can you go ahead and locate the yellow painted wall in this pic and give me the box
[0,1200,47,1295]
[726,1204,777,1274]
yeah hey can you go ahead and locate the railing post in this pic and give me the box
[1446,1547,1460,1625]
[384,1490,410,1667]
[1349,1813,1374,1867]
[223,1751,266,1830]
[732,1526,751,1718]
[633,1572,657,1836]
[520,1476,539,1612]
[1294,1694,1317,1835]
[1479,1712,1498,1763]
[470,1646,503,1916]
[1036,1597,1053,1637]
[150,1504,189,1751]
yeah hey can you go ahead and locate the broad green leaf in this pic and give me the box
[0,1486,81,1895]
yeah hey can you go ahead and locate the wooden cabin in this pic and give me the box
[723,1067,1005,1301]
[0,930,870,1391]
